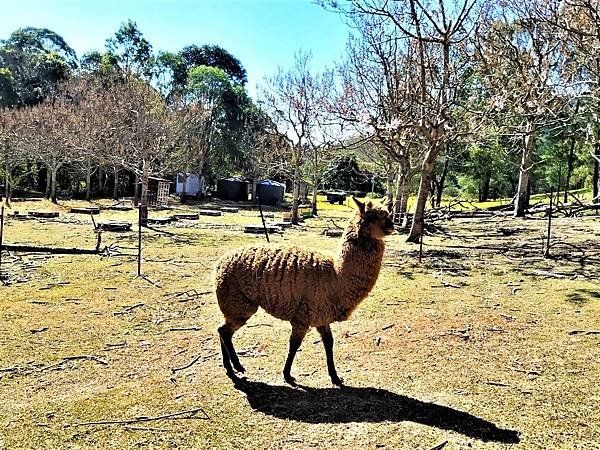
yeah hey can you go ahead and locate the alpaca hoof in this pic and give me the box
[331,375,344,387]
[284,373,297,386]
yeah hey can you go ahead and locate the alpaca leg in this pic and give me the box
[317,325,343,386]
[218,316,251,375]
[283,324,308,386]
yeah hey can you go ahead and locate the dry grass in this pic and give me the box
[0,198,599,449]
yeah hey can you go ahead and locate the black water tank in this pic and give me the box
[256,179,285,205]
[216,177,249,201]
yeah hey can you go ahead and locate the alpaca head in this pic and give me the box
[352,197,395,240]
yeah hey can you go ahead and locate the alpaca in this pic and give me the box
[214,197,394,386]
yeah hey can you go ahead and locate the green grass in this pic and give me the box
[0,198,599,449]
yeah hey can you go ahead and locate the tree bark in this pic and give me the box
[564,133,576,204]
[593,142,600,202]
[515,122,535,217]
[407,149,436,242]
[480,171,491,202]
[385,154,395,211]
[112,167,120,200]
[85,158,92,201]
[134,172,140,207]
[45,168,51,199]
[291,160,300,224]
[4,156,11,207]
[435,157,449,208]
[50,165,58,204]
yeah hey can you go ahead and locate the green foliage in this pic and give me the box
[0,27,76,105]
[180,44,247,85]
[0,67,18,106]
[105,19,154,79]
[321,155,376,192]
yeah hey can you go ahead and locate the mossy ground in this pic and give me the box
[0,197,598,449]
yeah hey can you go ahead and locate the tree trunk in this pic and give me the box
[4,157,11,207]
[435,157,449,208]
[311,183,319,216]
[251,177,258,204]
[564,133,576,204]
[393,159,410,226]
[480,171,491,202]
[385,154,395,211]
[85,158,92,201]
[515,124,535,217]
[180,173,188,203]
[407,151,436,243]
[291,162,300,224]
[112,167,120,200]
[593,141,600,203]
[50,166,58,204]
[98,166,104,197]
[134,172,140,207]
[140,162,149,221]
[45,168,51,199]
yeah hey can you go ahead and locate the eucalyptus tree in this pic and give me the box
[0,27,77,106]
[475,4,566,216]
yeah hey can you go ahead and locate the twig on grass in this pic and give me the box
[74,406,211,427]
[568,330,600,335]
[40,355,108,372]
[426,441,448,450]
[172,352,218,373]
[113,303,145,315]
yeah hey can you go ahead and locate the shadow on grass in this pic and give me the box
[232,378,520,444]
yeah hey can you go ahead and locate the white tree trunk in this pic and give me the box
[515,121,535,217]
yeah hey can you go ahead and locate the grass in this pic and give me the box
[0,197,599,449]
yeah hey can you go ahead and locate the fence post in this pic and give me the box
[0,206,4,275]
[137,205,142,276]
[545,186,553,258]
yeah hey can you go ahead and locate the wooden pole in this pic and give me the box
[137,205,142,276]
[545,186,553,258]
[257,196,270,243]
[0,206,4,274]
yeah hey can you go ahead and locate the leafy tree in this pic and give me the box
[180,44,247,85]
[105,19,154,79]
[0,27,76,105]
[322,155,371,192]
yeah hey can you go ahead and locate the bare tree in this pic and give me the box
[329,0,483,241]
[261,52,327,223]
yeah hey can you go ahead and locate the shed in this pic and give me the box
[256,179,285,205]
[216,177,249,201]
[176,173,206,198]
[148,177,172,206]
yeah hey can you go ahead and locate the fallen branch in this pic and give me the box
[568,330,600,335]
[427,441,448,450]
[113,303,145,315]
[74,406,211,427]
[40,355,107,372]
[172,353,217,373]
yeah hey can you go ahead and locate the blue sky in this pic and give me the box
[1,0,351,96]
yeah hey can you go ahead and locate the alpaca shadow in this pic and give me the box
[232,378,519,444]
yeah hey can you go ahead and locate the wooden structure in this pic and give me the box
[148,177,172,206]
[70,206,100,215]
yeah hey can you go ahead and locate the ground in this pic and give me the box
[0,197,598,449]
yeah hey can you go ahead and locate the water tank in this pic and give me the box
[216,177,249,201]
[256,179,285,205]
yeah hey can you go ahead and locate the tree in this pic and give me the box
[329,0,483,241]
[262,52,328,222]
[105,19,154,80]
[0,27,76,105]
[475,7,565,216]
[180,44,247,86]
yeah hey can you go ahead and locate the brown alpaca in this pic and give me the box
[214,197,394,386]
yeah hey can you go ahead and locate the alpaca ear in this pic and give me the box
[366,200,373,210]
[352,196,366,216]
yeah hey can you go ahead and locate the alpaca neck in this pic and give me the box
[334,222,385,313]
